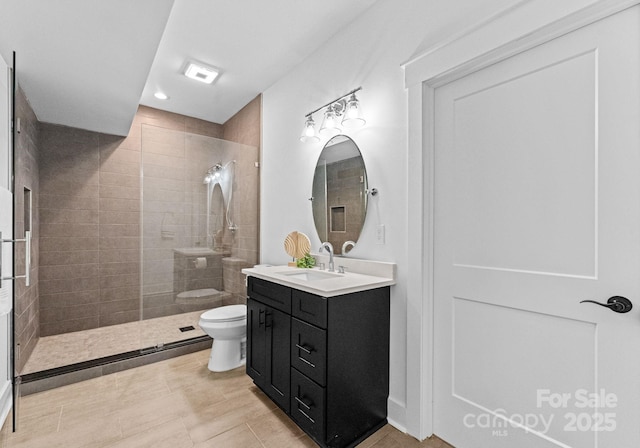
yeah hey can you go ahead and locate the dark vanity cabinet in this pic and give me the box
[246,276,390,448]
[246,279,292,412]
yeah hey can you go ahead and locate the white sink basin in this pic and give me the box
[276,270,341,282]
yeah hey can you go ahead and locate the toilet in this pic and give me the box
[198,304,247,372]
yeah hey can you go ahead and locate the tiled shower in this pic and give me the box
[13,91,260,376]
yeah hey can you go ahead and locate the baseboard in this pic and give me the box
[387,396,407,433]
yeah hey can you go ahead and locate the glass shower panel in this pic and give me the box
[140,125,258,350]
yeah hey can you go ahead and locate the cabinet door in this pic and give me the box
[246,299,266,385]
[264,306,290,413]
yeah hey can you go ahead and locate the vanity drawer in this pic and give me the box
[292,289,327,328]
[291,368,325,443]
[291,318,326,386]
[248,277,291,313]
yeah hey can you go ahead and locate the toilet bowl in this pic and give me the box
[198,304,247,372]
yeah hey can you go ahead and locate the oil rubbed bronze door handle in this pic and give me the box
[580,296,633,313]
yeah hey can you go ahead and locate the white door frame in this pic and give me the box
[403,0,640,440]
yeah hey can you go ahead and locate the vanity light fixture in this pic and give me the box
[300,87,365,143]
[184,61,220,84]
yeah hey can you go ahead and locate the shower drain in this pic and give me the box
[179,325,196,332]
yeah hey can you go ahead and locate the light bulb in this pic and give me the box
[341,94,366,128]
[300,116,320,143]
[319,107,341,136]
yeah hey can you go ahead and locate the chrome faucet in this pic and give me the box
[320,242,335,272]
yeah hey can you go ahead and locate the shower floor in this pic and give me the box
[21,311,208,374]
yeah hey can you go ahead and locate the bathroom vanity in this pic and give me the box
[243,262,395,448]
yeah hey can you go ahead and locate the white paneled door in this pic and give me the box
[433,6,640,448]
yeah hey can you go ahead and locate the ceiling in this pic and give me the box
[0,0,378,136]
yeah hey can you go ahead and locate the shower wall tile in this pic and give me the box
[99,224,140,238]
[99,249,140,264]
[40,223,100,238]
[39,291,99,308]
[38,180,100,198]
[142,164,184,180]
[40,237,99,252]
[99,198,140,212]
[99,185,140,200]
[99,211,139,225]
[100,285,139,302]
[40,250,99,266]
[39,209,100,224]
[39,123,123,336]
[99,171,139,188]
[14,85,40,372]
[136,106,188,133]
[222,95,261,148]
[39,264,100,281]
[143,157,186,177]
[99,238,139,251]
[39,195,99,211]
[39,277,100,295]
[40,317,101,336]
[34,103,258,344]
[186,116,224,138]
[100,148,141,168]
[40,303,99,323]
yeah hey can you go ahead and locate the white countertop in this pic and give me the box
[242,264,396,297]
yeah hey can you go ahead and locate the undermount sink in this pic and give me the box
[276,270,341,281]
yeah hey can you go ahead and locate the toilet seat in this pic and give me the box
[200,304,246,323]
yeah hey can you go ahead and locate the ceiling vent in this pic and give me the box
[184,61,220,84]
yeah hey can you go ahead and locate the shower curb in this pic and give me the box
[19,336,212,395]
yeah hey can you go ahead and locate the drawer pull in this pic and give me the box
[258,309,265,326]
[298,356,316,368]
[294,395,312,410]
[295,343,313,354]
[298,407,316,424]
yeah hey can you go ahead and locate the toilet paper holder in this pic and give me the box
[193,257,208,269]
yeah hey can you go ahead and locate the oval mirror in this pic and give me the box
[311,135,368,255]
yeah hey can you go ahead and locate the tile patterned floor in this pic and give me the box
[2,349,454,447]
[22,311,207,374]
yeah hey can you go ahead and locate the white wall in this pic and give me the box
[261,0,522,432]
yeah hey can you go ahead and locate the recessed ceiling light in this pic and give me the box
[154,91,169,100]
[184,62,220,84]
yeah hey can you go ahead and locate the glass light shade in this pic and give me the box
[341,94,366,128]
[319,107,341,136]
[300,117,320,143]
